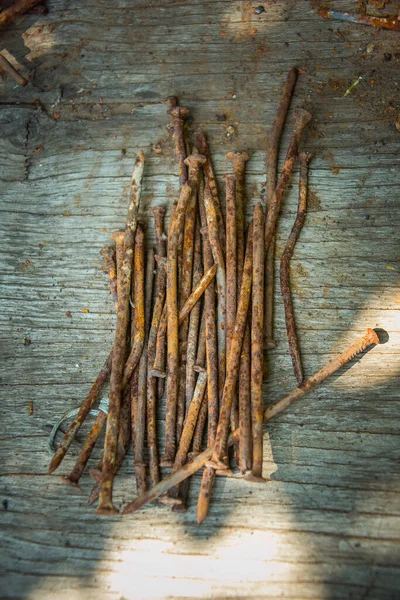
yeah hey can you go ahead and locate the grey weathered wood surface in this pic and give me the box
[1,1,399,598]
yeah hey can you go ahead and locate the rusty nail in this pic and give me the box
[203,183,226,404]
[88,386,131,505]
[168,103,190,187]
[151,304,167,378]
[147,255,167,487]
[317,8,400,31]
[162,182,192,466]
[124,328,380,514]
[97,229,134,515]
[176,155,206,444]
[264,68,297,353]
[0,0,41,28]
[121,225,146,390]
[100,246,118,305]
[48,351,112,474]
[245,203,265,483]
[132,248,155,497]
[125,151,145,246]
[224,172,239,432]
[197,132,226,252]
[264,108,312,255]
[152,205,167,258]
[207,223,253,471]
[194,310,206,373]
[62,409,107,489]
[238,319,252,473]
[185,222,203,409]
[280,152,312,384]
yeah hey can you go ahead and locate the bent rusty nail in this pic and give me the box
[124,328,380,515]
[264,108,312,255]
[194,310,206,373]
[0,0,40,28]
[168,103,190,187]
[48,351,112,474]
[280,152,312,384]
[264,68,298,353]
[176,155,206,444]
[203,184,226,404]
[133,248,155,496]
[224,173,238,432]
[121,225,146,390]
[197,132,226,252]
[245,203,265,483]
[100,246,118,305]
[0,54,28,86]
[162,182,192,466]
[97,236,134,516]
[111,230,125,288]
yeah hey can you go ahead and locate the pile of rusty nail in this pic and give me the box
[48,68,380,522]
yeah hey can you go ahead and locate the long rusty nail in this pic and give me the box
[264,108,312,255]
[224,173,238,432]
[185,221,203,409]
[152,205,167,258]
[0,53,28,86]
[133,248,155,496]
[100,246,118,305]
[48,351,112,474]
[178,264,216,324]
[246,203,265,483]
[196,183,220,523]
[147,255,167,487]
[194,310,206,373]
[264,68,297,353]
[124,328,380,514]
[88,386,131,505]
[125,151,145,247]
[121,225,146,390]
[197,132,226,252]
[280,152,312,384]
[111,230,125,287]
[0,0,40,28]
[162,182,192,466]
[226,151,251,462]
[207,223,253,470]
[176,154,206,445]
[203,184,226,404]
[238,319,252,472]
[97,232,134,516]
[168,103,190,187]
[198,223,253,523]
